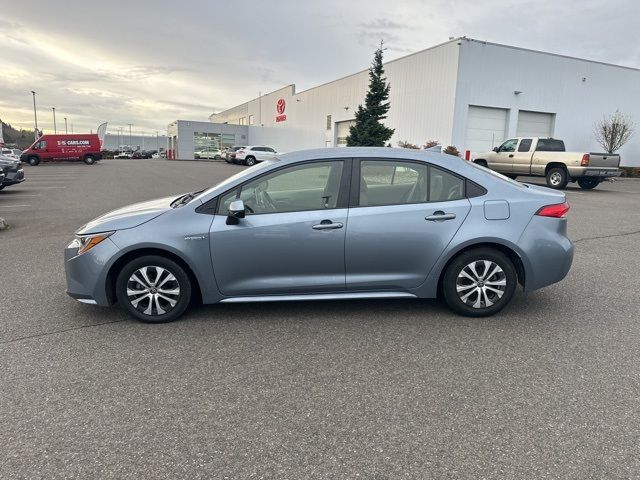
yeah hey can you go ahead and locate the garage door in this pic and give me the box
[465,106,508,153]
[517,111,554,137]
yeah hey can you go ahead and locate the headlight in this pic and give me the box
[71,232,114,255]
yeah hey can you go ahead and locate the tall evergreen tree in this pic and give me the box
[346,42,394,146]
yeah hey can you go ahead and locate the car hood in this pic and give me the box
[0,156,19,166]
[77,195,179,235]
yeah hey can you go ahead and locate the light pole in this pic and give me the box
[127,123,133,146]
[52,107,57,133]
[156,131,159,152]
[31,91,38,140]
[64,117,68,134]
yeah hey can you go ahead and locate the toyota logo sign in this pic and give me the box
[275,98,287,122]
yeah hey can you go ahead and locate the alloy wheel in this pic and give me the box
[456,260,507,309]
[549,172,562,186]
[126,266,180,316]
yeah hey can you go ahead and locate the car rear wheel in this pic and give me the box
[577,177,600,189]
[28,156,40,166]
[442,248,517,317]
[546,167,568,189]
[116,255,192,323]
[244,156,256,166]
[84,155,96,165]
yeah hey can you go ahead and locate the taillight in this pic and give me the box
[536,202,570,218]
[237,149,244,154]
[581,154,590,166]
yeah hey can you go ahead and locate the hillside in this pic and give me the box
[1,120,37,149]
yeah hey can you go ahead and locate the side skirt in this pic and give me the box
[219,291,418,304]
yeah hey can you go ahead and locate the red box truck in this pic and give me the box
[21,133,103,166]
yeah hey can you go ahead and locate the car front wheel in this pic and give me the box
[442,248,517,317]
[84,155,96,165]
[116,255,192,323]
[28,156,40,166]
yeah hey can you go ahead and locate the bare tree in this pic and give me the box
[594,110,634,153]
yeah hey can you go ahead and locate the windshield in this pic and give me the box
[196,160,274,200]
[467,160,526,188]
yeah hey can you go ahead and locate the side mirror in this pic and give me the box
[226,199,246,225]
[493,147,499,152]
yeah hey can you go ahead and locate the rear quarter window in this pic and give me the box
[536,139,565,152]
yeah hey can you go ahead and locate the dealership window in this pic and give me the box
[326,115,332,130]
[335,120,355,147]
[248,115,254,125]
[221,134,235,150]
[238,117,246,125]
[194,132,221,153]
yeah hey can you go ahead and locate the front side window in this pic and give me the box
[498,139,517,152]
[219,161,344,215]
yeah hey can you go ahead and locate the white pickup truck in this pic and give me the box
[473,137,621,190]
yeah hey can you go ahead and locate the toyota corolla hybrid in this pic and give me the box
[65,147,574,323]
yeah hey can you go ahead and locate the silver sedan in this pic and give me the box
[65,147,574,323]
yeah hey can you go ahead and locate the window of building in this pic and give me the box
[238,117,246,125]
[326,115,332,130]
[249,115,254,125]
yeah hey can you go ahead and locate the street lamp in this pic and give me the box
[127,123,133,146]
[30,91,38,140]
[52,107,57,134]
[64,117,68,134]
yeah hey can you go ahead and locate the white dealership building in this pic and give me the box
[169,37,639,165]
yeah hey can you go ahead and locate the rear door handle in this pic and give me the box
[312,220,343,230]
[425,211,456,221]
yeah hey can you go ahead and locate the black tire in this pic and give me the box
[116,255,192,323]
[577,177,600,190]
[546,167,569,189]
[28,156,40,166]
[0,185,4,191]
[194,154,200,159]
[474,159,488,168]
[505,174,518,180]
[244,156,256,166]
[214,154,221,160]
[84,155,96,165]
[442,248,517,317]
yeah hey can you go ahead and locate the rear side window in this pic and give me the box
[429,166,465,202]
[517,139,532,152]
[536,139,565,152]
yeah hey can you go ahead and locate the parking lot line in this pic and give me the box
[0,204,32,208]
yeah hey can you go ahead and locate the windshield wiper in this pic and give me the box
[171,190,204,208]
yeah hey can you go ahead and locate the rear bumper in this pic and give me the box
[567,166,621,178]
[518,216,574,292]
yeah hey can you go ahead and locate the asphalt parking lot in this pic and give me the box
[1,159,639,479]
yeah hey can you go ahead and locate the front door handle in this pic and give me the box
[312,220,343,230]
[425,211,457,221]
[508,154,514,158]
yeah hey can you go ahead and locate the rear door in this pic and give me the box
[345,159,471,290]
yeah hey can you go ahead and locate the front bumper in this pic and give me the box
[2,169,25,186]
[64,236,121,306]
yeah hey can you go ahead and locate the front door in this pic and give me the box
[488,138,518,173]
[210,160,349,296]
[346,159,471,290]
[510,138,534,175]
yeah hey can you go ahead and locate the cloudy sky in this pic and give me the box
[1,0,638,135]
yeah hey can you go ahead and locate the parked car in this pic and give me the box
[152,151,166,159]
[234,146,278,166]
[473,137,621,189]
[224,146,245,163]
[195,149,222,160]
[0,155,25,190]
[21,134,102,166]
[64,147,574,323]
[1,148,20,161]
[114,151,132,159]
